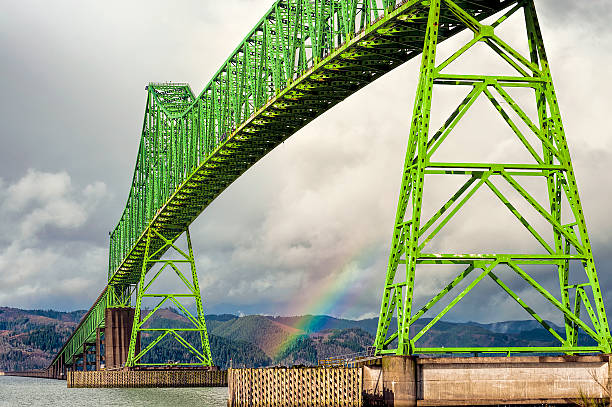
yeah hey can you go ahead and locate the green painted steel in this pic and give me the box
[48,0,610,373]
[106,0,516,287]
[373,0,612,355]
[49,288,110,367]
[125,228,213,367]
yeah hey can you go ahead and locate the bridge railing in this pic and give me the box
[318,347,378,368]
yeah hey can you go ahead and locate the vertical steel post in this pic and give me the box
[186,229,213,364]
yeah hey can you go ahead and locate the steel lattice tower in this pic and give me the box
[117,228,213,368]
[374,0,612,356]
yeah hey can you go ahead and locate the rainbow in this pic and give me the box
[271,242,380,360]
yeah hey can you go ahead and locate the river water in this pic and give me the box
[0,376,228,407]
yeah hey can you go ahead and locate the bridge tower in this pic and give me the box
[109,228,213,368]
[374,0,612,356]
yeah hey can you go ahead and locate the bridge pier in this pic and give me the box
[66,368,226,388]
[370,355,612,406]
[227,355,612,406]
[52,355,65,379]
[95,327,104,370]
[83,343,89,372]
[380,356,417,407]
[105,307,139,369]
[61,354,66,379]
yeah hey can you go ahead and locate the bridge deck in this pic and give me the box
[50,0,516,372]
[110,0,515,286]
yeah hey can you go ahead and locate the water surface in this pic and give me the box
[0,375,228,407]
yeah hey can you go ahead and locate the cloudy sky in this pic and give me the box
[1,0,611,324]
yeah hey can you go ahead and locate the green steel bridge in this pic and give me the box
[45,0,611,375]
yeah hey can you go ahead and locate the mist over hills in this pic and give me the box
[0,306,593,371]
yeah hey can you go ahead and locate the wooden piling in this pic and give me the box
[227,367,362,407]
[66,369,227,388]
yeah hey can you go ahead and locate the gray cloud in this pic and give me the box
[0,1,611,328]
[0,170,109,309]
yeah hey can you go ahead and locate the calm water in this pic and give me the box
[0,376,228,407]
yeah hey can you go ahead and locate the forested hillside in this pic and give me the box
[0,306,591,371]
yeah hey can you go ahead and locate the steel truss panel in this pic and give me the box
[107,0,514,286]
[125,228,213,367]
[373,0,611,356]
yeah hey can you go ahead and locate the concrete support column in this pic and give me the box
[607,354,612,403]
[105,307,139,369]
[83,344,88,372]
[95,328,101,371]
[101,331,106,368]
[60,354,66,379]
[382,356,417,407]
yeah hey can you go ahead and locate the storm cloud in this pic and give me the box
[1,0,611,323]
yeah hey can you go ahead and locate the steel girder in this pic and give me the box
[48,288,110,367]
[373,0,612,356]
[107,0,514,285]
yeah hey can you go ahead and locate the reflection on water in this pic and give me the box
[0,376,228,407]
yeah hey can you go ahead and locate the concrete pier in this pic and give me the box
[368,354,612,406]
[104,307,139,369]
[415,355,610,405]
[229,354,612,406]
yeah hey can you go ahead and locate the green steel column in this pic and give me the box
[186,229,213,364]
[373,0,443,357]
[125,229,151,367]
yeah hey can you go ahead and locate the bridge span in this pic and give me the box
[29,0,610,392]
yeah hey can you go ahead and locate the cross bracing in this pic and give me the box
[373,0,612,355]
[47,0,610,372]
[108,0,515,286]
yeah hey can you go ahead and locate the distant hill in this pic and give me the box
[267,315,370,333]
[470,320,561,334]
[0,307,86,371]
[211,315,304,357]
[0,307,271,371]
[0,306,597,371]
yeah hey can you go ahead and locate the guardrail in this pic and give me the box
[318,347,378,368]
